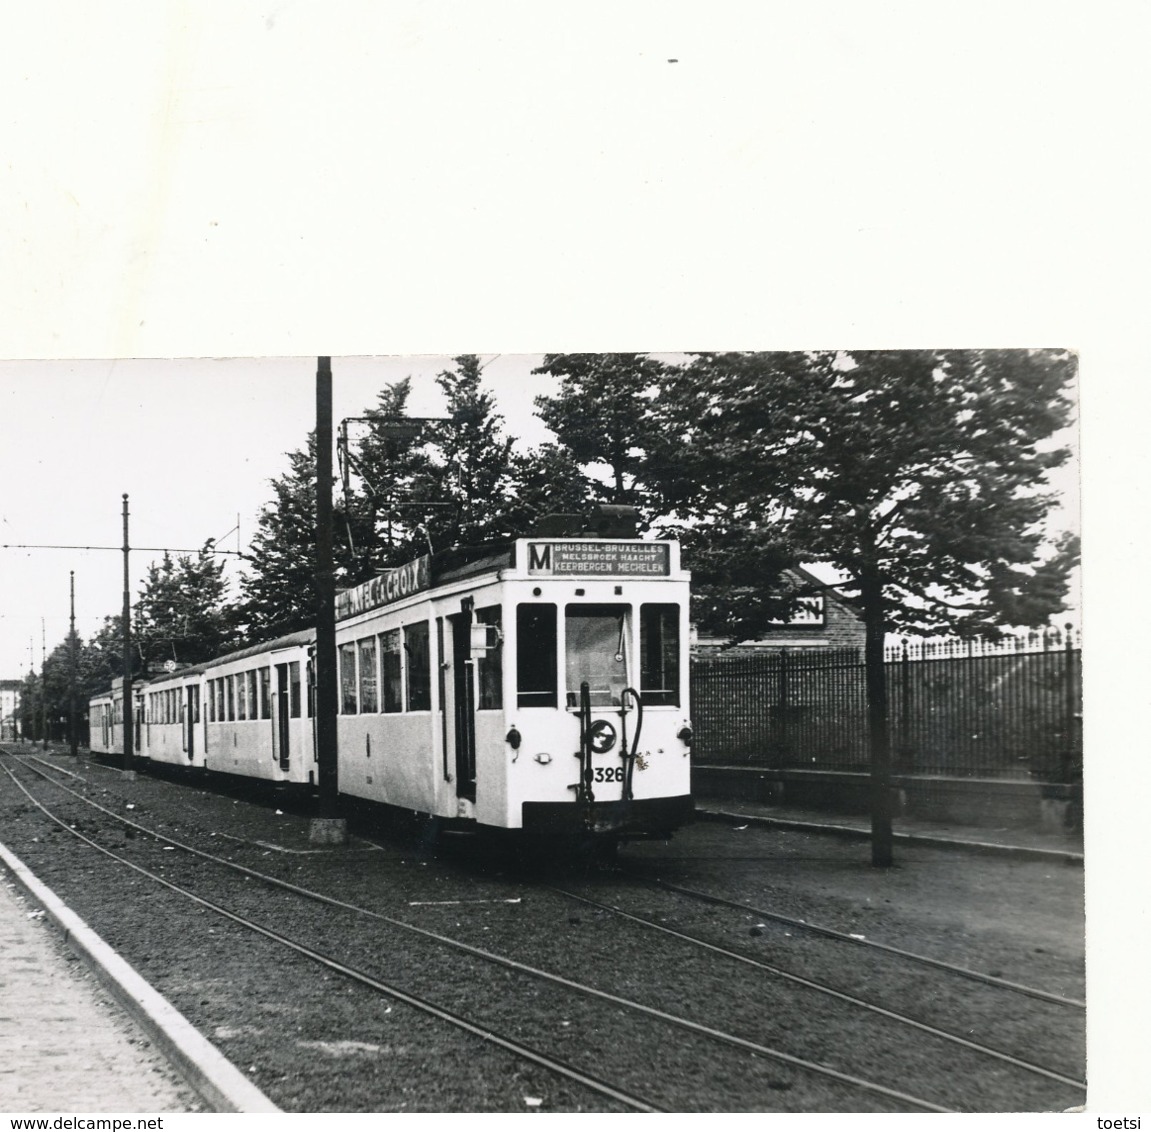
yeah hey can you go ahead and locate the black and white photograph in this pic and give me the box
[0,1,1143,1126]
[0,351,1085,1117]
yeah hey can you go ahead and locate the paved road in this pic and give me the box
[0,877,201,1113]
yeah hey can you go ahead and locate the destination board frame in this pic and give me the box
[525,541,670,577]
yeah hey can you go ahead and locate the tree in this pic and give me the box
[533,352,668,511]
[416,355,516,549]
[653,348,1079,865]
[135,550,240,670]
[341,378,439,569]
[238,440,324,641]
[502,442,598,532]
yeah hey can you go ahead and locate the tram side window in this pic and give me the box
[516,603,557,708]
[404,622,431,711]
[259,668,271,719]
[381,630,402,713]
[358,638,379,713]
[640,603,680,706]
[476,606,503,709]
[289,661,301,718]
[226,676,235,721]
[339,643,358,714]
[565,604,629,708]
[248,671,259,719]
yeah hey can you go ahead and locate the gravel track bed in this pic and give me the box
[558,871,1086,1082]
[0,751,1086,1113]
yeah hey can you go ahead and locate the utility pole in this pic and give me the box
[311,357,345,844]
[122,494,134,773]
[40,619,47,750]
[69,570,78,759]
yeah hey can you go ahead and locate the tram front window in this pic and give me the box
[566,604,628,708]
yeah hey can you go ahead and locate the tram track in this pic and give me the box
[1,751,958,1113]
[544,884,1084,1090]
[2,750,1086,1112]
[617,870,1086,1009]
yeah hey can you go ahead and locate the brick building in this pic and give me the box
[691,566,865,655]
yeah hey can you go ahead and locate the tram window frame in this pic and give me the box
[259,667,272,719]
[289,661,301,718]
[404,622,431,712]
[381,629,402,713]
[516,603,557,708]
[339,642,358,714]
[475,606,503,710]
[358,637,379,713]
[564,603,630,708]
[639,603,681,706]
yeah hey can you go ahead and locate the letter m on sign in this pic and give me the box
[528,544,552,572]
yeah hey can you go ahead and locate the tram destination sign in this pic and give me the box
[336,555,430,620]
[527,541,670,576]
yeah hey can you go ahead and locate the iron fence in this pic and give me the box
[689,628,1082,783]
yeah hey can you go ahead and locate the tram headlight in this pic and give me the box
[506,726,522,750]
[677,724,693,747]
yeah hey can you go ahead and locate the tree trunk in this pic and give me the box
[861,569,894,867]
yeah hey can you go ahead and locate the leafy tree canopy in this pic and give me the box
[533,352,668,511]
[652,348,1078,641]
[136,549,241,669]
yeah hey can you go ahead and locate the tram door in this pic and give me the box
[446,611,477,802]
[184,686,199,761]
[274,663,291,771]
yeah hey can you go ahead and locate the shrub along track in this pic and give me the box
[0,749,1084,1113]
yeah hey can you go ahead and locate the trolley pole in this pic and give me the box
[69,570,78,759]
[311,357,346,844]
[122,494,134,774]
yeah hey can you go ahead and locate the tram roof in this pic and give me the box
[204,627,316,668]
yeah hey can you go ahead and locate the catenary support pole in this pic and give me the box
[122,494,133,773]
[311,357,345,843]
[69,570,78,758]
[40,619,48,750]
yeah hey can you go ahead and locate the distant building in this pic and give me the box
[691,567,866,655]
[0,679,22,740]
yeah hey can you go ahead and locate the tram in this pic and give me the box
[89,511,694,841]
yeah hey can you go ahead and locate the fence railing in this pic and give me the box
[690,628,1082,783]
